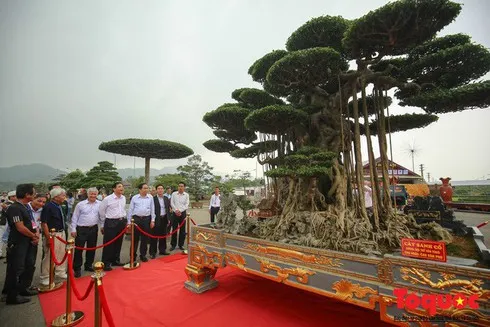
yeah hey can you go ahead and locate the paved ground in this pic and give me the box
[0,208,212,327]
[0,209,488,326]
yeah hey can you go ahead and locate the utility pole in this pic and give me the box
[419,164,425,180]
[427,172,431,183]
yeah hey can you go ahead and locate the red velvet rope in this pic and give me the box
[134,218,186,239]
[49,240,69,265]
[98,283,115,327]
[67,253,95,301]
[190,218,197,225]
[55,227,127,250]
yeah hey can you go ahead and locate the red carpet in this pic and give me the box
[39,255,393,326]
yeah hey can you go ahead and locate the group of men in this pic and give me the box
[1,180,191,305]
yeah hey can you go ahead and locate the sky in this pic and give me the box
[1,0,489,181]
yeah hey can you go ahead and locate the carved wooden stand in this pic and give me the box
[184,264,218,293]
[184,224,490,327]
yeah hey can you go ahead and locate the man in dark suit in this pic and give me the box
[149,184,170,258]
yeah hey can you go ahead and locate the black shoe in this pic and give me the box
[112,261,124,267]
[179,246,185,251]
[74,270,81,278]
[159,251,170,255]
[169,246,176,251]
[19,289,38,296]
[140,256,148,262]
[6,296,30,305]
[150,254,156,259]
[85,267,94,272]
[103,265,113,271]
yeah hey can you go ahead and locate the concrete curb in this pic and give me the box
[470,226,490,262]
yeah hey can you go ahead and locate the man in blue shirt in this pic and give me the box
[39,188,68,286]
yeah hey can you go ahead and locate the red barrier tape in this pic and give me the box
[134,218,186,239]
[67,253,95,301]
[98,283,115,327]
[55,227,127,250]
[477,220,489,229]
[49,240,68,266]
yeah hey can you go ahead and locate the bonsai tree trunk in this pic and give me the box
[375,87,393,214]
[361,79,380,229]
[145,157,150,185]
[351,81,368,221]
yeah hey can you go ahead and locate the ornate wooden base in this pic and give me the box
[184,264,218,294]
[185,224,490,327]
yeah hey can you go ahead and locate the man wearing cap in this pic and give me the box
[0,191,17,260]
[39,188,68,286]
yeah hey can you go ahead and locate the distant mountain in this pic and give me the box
[0,163,66,183]
[117,167,178,180]
[0,163,66,191]
[0,164,180,191]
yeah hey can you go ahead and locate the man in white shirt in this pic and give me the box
[170,182,189,251]
[209,186,221,224]
[71,187,102,277]
[99,182,127,271]
[364,181,373,215]
[127,183,155,262]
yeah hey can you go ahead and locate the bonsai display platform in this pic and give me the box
[184,224,490,326]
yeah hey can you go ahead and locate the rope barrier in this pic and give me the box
[134,218,186,239]
[67,253,95,301]
[190,218,197,225]
[55,227,127,250]
[98,283,115,327]
[49,240,69,266]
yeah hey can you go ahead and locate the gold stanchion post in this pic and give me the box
[183,213,190,255]
[124,219,140,270]
[92,262,105,327]
[52,239,84,327]
[38,228,63,293]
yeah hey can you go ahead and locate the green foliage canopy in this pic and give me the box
[203,139,238,153]
[153,174,185,191]
[248,50,288,83]
[177,155,214,201]
[286,16,351,56]
[60,169,86,191]
[400,81,490,113]
[244,105,309,134]
[368,113,439,135]
[343,0,461,58]
[82,161,121,191]
[99,139,193,160]
[266,47,348,97]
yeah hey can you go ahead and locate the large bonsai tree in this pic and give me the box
[202,0,490,254]
[99,139,194,184]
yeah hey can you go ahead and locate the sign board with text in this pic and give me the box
[401,238,447,262]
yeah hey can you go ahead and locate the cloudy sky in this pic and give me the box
[1,0,489,181]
